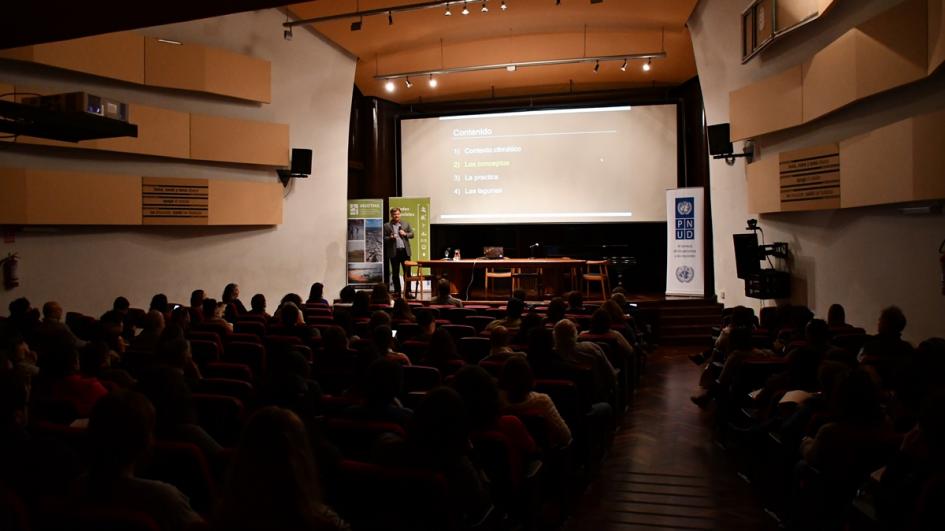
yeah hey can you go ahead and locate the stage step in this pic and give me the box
[644,298,722,345]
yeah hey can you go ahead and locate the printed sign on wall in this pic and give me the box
[346,198,384,287]
[665,187,705,297]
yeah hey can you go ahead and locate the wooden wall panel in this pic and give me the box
[2,169,141,225]
[0,169,28,224]
[912,107,945,200]
[0,33,145,84]
[839,119,915,208]
[95,104,190,158]
[203,46,271,103]
[930,0,945,73]
[145,38,271,103]
[802,31,857,122]
[143,38,206,94]
[730,65,803,141]
[854,0,928,100]
[209,180,283,225]
[746,156,781,214]
[190,114,289,166]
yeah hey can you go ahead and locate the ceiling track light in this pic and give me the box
[350,16,363,31]
[462,2,470,15]
[445,2,452,15]
[404,77,413,88]
[388,11,393,25]
[481,1,489,12]
[385,80,396,92]
[593,60,599,73]
[619,58,627,71]
[286,1,509,30]
[501,1,508,10]
[428,74,438,87]
[283,27,293,41]
[643,58,651,71]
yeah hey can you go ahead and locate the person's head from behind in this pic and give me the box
[831,368,882,424]
[0,369,30,429]
[392,298,413,318]
[365,358,403,405]
[88,391,155,477]
[321,325,348,353]
[601,300,626,323]
[878,306,906,335]
[567,291,583,310]
[80,341,111,376]
[352,290,371,312]
[490,325,510,351]
[411,386,468,454]
[428,327,458,362]
[219,407,326,529]
[157,337,192,371]
[415,309,435,335]
[506,297,525,320]
[190,289,205,308]
[339,285,356,304]
[611,292,628,307]
[437,278,451,299]
[168,306,190,329]
[222,283,240,303]
[143,309,165,334]
[804,319,830,347]
[368,310,392,332]
[202,298,219,321]
[42,301,63,322]
[730,306,754,329]
[9,297,31,318]
[547,297,566,322]
[149,294,169,314]
[280,293,303,308]
[827,304,846,327]
[451,365,500,430]
[528,327,556,369]
[269,348,311,380]
[280,302,303,328]
[371,284,390,304]
[590,309,612,334]
[728,325,753,352]
[553,319,578,350]
[371,325,393,354]
[512,289,527,302]
[99,310,124,339]
[250,294,266,313]
[40,337,80,378]
[308,282,324,302]
[112,296,130,314]
[498,357,534,403]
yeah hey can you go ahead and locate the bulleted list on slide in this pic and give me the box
[448,126,522,197]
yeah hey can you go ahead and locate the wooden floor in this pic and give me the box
[565,346,776,531]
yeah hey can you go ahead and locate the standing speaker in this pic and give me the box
[290,148,312,175]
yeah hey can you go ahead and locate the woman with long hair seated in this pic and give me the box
[214,407,349,531]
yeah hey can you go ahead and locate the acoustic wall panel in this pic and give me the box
[930,0,945,73]
[209,180,283,225]
[746,156,781,214]
[190,114,289,167]
[730,65,803,141]
[0,32,145,84]
[0,168,141,225]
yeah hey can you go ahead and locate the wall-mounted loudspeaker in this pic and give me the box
[707,124,733,156]
[290,148,312,176]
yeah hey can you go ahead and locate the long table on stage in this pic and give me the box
[416,258,586,299]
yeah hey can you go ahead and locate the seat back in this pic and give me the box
[194,378,255,406]
[192,393,244,447]
[402,365,442,393]
[458,336,491,364]
[464,315,495,333]
[142,441,217,513]
[441,324,476,341]
[324,417,406,460]
[223,341,267,378]
[234,320,266,337]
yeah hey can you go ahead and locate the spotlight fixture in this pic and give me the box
[428,74,438,87]
[385,80,395,92]
[350,17,363,31]
[404,77,413,88]
[481,1,488,13]
[445,2,452,15]
[620,58,627,71]
[501,0,508,10]
[643,58,651,71]
[593,60,599,73]
[388,11,393,25]
[462,2,470,15]
[283,27,293,41]
[506,65,517,71]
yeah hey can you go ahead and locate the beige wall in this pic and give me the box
[689,0,945,342]
[0,10,355,316]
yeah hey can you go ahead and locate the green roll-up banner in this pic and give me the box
[388,196,432,279]
[346,198,385,287]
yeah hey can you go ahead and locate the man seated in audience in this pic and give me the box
[566,291,590,315]
[421,328,461,371]
[544,297,567,326]
[486,297,525,331]
[33,336,108,418]
[2,297,40,341]
[480,325,526,365]
[581,308,635,365]
[753,319,838,413]
[413,309,436,343]
[112,296,137,342]
[189,289,205,323]
[131,310,165,353]
[859,305,913,389]
[371,325,410,366]
[337,285,356,306]
[71,390,201,531]
[278,302,317,344]
[826,303,851,330]
[345,358,413,426]
[691,325,770,408]
[553,319,617,405]
[32,301,86,355]
[259,348,322,418]
[367,309,392,333]
[202,298,234,333]
[97,310,127,362]
[498,357,572,450]
[431,278,463,307]
[249,293,270,318]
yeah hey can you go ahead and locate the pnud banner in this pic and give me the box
[389,196,432,283]
[665,188,705,297]
[346,199,384,287]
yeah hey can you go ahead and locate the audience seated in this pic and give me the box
[79,341,135,391]
[149,293,170,318]
[307,282,329,305]
[2,298,40,341]
[413,309,436,342]
[350,290,372,319]
[826,303,850,330]
[33,301,86,355]
[554,319,617,405]
[34,336,108,418]
[582,308,635,363]
[370,284,392,306]
[480,325,526,365]
[213,406,349,531]
[0,334,38,377]
[486,297,525,331]
[432,278,463,307]
[221,283,247,323]
[422,327,461,370]
[498,357,572,449]
[344,358,412,426]
[371,325,410,366]
[189,289,206,324]
[859,305,913,389]
[248,294,270,319]
[202,299,234,333]
[391,298,415,322]
[71,390,201,531]
[566,291,589,315]
[131,309,165,353]
[278,302,316,344]
[337,285,356,305]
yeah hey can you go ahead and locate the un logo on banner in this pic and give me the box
[675,265,695,283]
[675,197,695,240]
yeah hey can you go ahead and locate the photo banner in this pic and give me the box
[665,187,705,297]
[389,197,432,276]
[346,198,384,287]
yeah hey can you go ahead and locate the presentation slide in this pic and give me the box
[401,105,677,224]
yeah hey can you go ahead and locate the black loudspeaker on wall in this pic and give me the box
[290,148,313,175]
[707,123,733,156]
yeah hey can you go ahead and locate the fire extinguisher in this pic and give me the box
[2,252,19,290]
